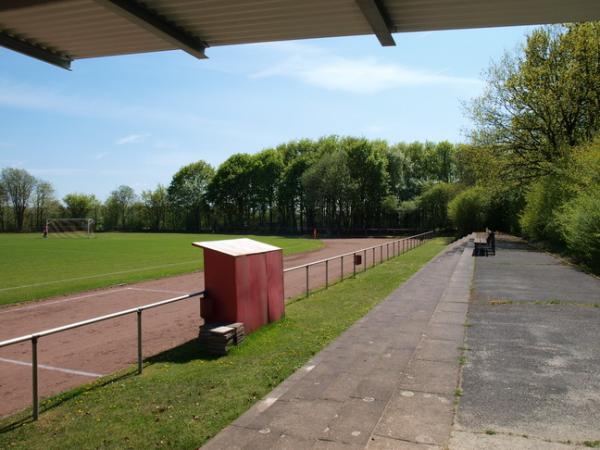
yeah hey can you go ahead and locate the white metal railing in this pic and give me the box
[284,231,435,297]
[0,290,204,421]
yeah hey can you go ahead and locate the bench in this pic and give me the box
[473,229,496,256]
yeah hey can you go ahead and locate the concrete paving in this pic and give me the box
[202,238,474,449]
[451,235,600,449]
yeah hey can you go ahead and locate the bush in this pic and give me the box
[519,176,572,243]
[418,182,460,230]
[557,192,600,272]
[448,187,490,236]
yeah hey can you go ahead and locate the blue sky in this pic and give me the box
[0,26,531,200]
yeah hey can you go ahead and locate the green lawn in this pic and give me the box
[0,237,450,450]
[0,233,323,307]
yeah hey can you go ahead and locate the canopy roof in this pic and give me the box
[1,0,599,69]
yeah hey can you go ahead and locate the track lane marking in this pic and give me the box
[0,288,130,315]
[0,260,201,292]
[0,357,103,378]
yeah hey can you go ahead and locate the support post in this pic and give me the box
[341,255,344,281]
[137,309,143,374]
[31,336,39,421]
[353,253,356,277]
[387,243,389,260]
[373,247,375,266]
[363,249,367,272]
[306,265,310,297]
[325,260,329,289]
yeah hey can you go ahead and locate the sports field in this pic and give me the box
[0,233,323,307]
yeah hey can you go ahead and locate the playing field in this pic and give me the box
[0,233,323,307]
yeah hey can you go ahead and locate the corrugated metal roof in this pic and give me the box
[192,238,282,257]
[1,0,599,66]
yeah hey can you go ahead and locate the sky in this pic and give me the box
[0,26,532,200]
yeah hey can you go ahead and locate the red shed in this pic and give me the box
[192,238,284,334]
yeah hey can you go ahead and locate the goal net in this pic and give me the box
[46,218,95,238]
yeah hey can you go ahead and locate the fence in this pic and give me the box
[0,291,204,421]
[283,231,435,297]
[0,230,434,422]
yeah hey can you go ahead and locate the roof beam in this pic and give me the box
[93,0,208,59]
[0,31,71,70]
[355,0,395,46]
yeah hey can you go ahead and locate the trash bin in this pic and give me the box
[192,238,284,334]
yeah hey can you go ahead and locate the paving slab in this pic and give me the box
[449,430,589,450]
[203,238,474,449]
[454,235,600,448]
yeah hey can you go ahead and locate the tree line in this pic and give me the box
[451,22,600,272]
[2,22,597,270]
[0,138,461,235]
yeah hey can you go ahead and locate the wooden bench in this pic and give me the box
[473,230,495,256]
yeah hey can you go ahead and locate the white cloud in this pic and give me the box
[251,43,482,94]
[94,152,109,160]
[116,134,148,145]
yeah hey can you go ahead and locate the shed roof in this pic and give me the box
[1,0,599,70]
[192,238,281,257]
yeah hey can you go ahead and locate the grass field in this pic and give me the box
[0,237,450,450]
[0,233,323,307]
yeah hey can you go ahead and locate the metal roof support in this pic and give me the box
[355,0,395,46]
[0,31,71,69]
[93,0,208,59]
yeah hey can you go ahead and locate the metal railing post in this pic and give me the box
[373,247,375,266]
[32,336,39,421]
[325,260,329,289]
[341,255,344,281]
[387,243,389,260]
[137,309,143,374]
[306,265,310,297]
[363,249,367,272]
[353,253,356,277]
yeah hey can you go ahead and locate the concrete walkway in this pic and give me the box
[203,239,474,449]
[451,235,600,449]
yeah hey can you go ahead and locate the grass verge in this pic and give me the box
[0,237,450,449]
[0,233,322,307]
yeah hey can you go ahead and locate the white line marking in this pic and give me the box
[0,357,103,378]
[0,260,200,292]
[126,287,189,295]
[0,288,130,315]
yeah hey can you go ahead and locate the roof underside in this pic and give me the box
[1,0,599,69]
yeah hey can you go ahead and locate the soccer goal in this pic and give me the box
[46,218,95,238]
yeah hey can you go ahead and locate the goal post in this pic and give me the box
[46,218,95,238]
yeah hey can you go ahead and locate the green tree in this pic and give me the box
[252,149,284,228]
[63,193,98,218]
[468,23,600,182]
[105,185,136,230]
[0,168,37,232]
[418,182,460,230]
[141,185,169,231]
[301,148,354,233]
[31,181,55,230]
[343,138,389,230]
[448,187,491,236]
[168,161,214,232]
[208,154,255,228]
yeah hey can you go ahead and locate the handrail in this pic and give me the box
[0,291,204,349]
[283,231,433,273]
[0,290,204,421]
